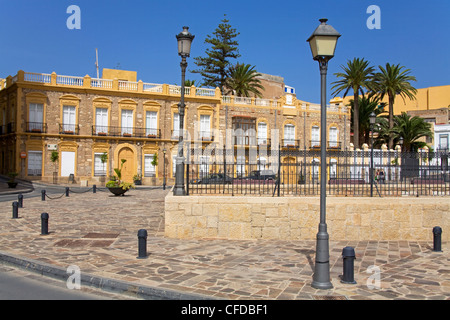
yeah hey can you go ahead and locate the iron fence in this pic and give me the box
[184,147,449,197]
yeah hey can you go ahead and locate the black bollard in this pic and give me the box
[433,226,442,252]
[41,212,49,235]
[137,229,148,259]
[41,189,46,201]
[18,194,23,208]
[65,187,70,197]
[93,185,96,193]
[12,201,18,219]
[340,246,356,284]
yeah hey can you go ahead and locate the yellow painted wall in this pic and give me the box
[102,68,137,82]
[341,85,450,115]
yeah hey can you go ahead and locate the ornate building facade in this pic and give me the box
[0,69,350,185]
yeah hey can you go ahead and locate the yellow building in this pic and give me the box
[0,69,350,185]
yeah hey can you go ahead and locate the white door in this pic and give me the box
[61,151,75,177]
[27,151,42,176]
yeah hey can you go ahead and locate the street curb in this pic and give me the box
[0,250,216,300]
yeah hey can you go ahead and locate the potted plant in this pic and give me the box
[7,172,18,188]
[133,173,142,185]
[106,159,135,196]
[51,151,59,184]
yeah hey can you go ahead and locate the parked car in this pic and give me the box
[245,170,276,181]
[190,173,233,184]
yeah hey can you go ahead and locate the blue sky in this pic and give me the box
[1,0,449,103]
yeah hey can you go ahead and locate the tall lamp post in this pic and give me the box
[174,26,194,196]
[307,18,341,290]
[163,148,167,190]
[370,112,376,197]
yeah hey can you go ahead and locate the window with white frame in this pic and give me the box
[144,154,156,177]
[257,122,268,145]
[311,126,320,147]
[121,109,133,135]
[200,114,211,139]
[95,108,108,134]
[146,111,158,137]
[439,134,449,150]
[173,113,180,137]
[284,124,295,146]
[329,127,338,147]
[62,105,76,132]
[29,103,44,132]
[94,153,107,176]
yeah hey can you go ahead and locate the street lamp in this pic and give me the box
[369,112,376,197]
[163,148,167,190]
[173,26,194,196]
[307,18,341,290]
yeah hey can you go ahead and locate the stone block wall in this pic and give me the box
[165,194,449,242]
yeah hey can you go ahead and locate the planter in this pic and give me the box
[134,180,142,185]
[107,187,128,196]
[7,182,18,188]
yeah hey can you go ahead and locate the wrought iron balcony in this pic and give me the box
[26,122,47,133]
[59,123,80,135]
[92,125,161,138]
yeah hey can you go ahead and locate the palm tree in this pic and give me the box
[331,58,375,149]
[371,63,417,149]
[225,63,264,97]
[390,112,433,152]
[349,96,386,145]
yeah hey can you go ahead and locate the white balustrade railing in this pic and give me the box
[169,85,190,95]
[118,80,138,91]
[234,97,252,105]
[255,98,270,106]
[91,78,113,89]
[195,88,215,97]
[143,82,163,93]
[56,75,84,86]
[24,72,51,83]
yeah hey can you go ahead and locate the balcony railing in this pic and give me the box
[59,123,80,135]
[310,140,342,150]
[26,122,48,133]
[0,123,15,135]
[92,125,161,138]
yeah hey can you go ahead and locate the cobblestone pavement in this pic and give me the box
[0,186,448,300]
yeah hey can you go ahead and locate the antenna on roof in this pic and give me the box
[95,48,99,78]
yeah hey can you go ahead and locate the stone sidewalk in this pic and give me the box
[0,186,448,300]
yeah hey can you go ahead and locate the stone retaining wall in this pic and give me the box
[164,194,449,241]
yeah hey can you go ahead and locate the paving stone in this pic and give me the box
[0,186,448,300]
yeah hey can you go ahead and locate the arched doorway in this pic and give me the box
[118,147,135,183]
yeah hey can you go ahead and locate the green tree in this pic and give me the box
[225,63,264,98]
[349,96,386,145]
[391,112,433,152]
[191,15,240,93]
[331,58,375,149]
[371,63,417,149]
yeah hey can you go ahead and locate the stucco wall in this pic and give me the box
[165,194,449,241]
